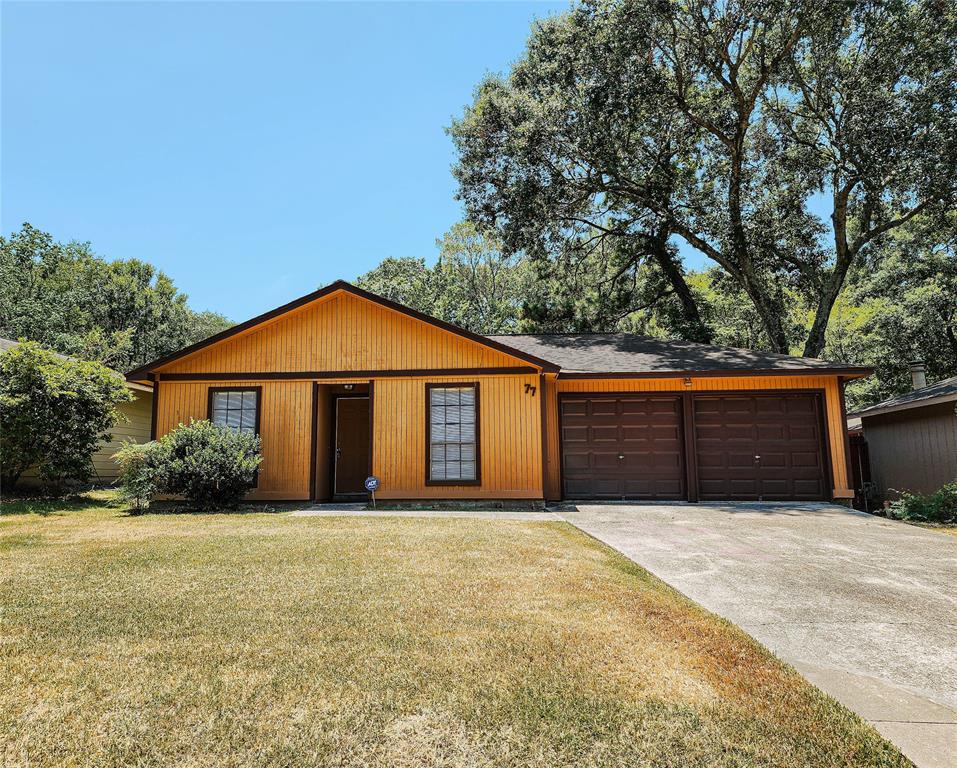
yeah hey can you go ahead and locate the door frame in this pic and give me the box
[329,396,373,499]
[557,388,833,503]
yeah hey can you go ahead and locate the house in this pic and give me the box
[0,337,154,485]
[849,363,957,498]
[125,281,869,503]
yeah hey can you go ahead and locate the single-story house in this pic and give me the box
[849,365,957,498]
[126,281,869,503]
[0,337,154,485]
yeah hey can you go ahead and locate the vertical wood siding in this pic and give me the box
[157,292,523,375]
[373,374,543,499]
[863,403,957,496]
[156,380,314,500]
[549,376,851,498]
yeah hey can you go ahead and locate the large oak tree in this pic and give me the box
[450,0,957,355]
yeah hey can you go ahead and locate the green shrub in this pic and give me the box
[0,341,132,491]
[160,420,262,510]
[113,441,169,513]
[887,483,957,524]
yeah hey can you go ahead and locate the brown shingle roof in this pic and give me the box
[851,376,957,418]
[484,333,870,377]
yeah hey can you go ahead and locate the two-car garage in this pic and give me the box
[560,392,829,502]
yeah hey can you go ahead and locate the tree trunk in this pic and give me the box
[804,188,854,358]
[648,229,713,343]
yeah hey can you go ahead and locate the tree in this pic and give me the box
[826,215,957,409]
[0,223,232,371]
[357,222,532,334]
[0,341,132,491]
[450,0,957,355]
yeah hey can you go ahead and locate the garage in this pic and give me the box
[693,394,827,501]
[560,396,685,500]
[559,392,828,502]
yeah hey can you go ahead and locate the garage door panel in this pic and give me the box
[591,425,619,442]
[790,451,821,467]
[561,396,685,500]
[593,451,622,469]
[728,452,757,468]
[562,451,591,471]
[562,425,589,443]
[756,424,786,440]
[590,400,618,416]
[694,394,826,501]
[788,425,818,441]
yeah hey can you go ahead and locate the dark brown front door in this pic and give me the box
[560,396,685,499]
[693,394,827,501]
[334,397,370,496]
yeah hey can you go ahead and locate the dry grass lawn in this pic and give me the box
[1,494,908,767]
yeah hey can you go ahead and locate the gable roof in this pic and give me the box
[485,333,871,378]
[850,376,957,419]
[125,281,560,379]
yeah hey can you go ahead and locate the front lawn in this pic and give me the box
[1,494,906,767]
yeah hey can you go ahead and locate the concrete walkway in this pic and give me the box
[289,505,561,521]
[558,502,957,768]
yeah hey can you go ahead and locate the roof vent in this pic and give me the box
[908,360,927,390]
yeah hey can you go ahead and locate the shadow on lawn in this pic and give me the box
[0,492,111,517]
[127,501,295,517]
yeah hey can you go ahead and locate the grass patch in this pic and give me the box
[915,523,957,537]
[1,493,907,767]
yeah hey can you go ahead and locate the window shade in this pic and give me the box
[429,386,477,482]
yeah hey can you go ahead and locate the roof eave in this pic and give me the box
[851,391,957,420]
[557,366,872,380]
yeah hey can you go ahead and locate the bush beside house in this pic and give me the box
[115,420,262,511]
[886,483,957,525]
[0,341,132,492]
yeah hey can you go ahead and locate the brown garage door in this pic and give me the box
[693,394,827,501]
[561,396,685,500]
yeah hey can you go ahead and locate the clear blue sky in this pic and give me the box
[3,1,712,324]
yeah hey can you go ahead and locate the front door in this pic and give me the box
[334,397,370,496]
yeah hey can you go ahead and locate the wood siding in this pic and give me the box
[546,376,851,500]
[94,390,154,482]
[151,290,545,500]
[155,374,543,501]
[374,374,543,499]
[157,380,314,500]
[862,402,957,497]
[156,292,523,375]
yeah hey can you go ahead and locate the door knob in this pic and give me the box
[618,453,625,460]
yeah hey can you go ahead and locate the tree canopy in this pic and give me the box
[0,341,132,490]
[0,223,231,372]
[449,0,957,356]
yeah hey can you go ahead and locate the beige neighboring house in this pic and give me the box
[0,338,154,486]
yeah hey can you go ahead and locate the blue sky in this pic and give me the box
[3,1,711,323]
[2,1,568,321]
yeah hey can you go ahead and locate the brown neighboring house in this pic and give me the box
[849,364,957,498]
[126,280,869,503]
[0,337,154,485]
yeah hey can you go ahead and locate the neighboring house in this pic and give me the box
[849,364,957,498]
[0,338,154,485]
[126,281,869,504]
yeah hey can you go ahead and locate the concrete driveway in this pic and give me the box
[558,502,957,768]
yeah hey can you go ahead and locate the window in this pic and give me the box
[427,384,479,484]
[208,388,260,435]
